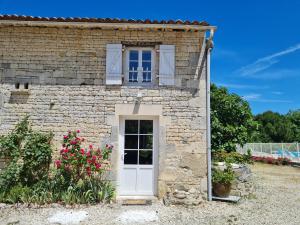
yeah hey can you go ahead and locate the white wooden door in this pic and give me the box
[119,118,157,196]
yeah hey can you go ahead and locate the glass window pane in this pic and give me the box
[125,135,138,149]
[129,72,138,82]
[130,50,138,60]
[142,72,151,82]
[125,120,138,134]
[139,150,153,165]
[124,150,138,164]
[142,51,151,61]
[139,135,153,149]
[129,61,138,70]
[140,120,153,134]
[142,62,151,71]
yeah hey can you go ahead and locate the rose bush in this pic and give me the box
[0,119,115,204]
[50,130,115,204]
[55,130,112,183]
[251,156,291,166]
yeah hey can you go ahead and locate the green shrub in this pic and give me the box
[213,149,252,164]
[212,165,235,185]
[0,116,53,192]
[1,185,32,204]
[0,119,115,205]
[51,130,115,204]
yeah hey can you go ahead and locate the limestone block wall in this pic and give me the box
[0,26,204,86]
[0,25,208,204]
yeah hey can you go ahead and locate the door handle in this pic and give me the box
[121,153,127,161]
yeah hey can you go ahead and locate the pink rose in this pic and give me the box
[80,148,85,155]
[95,163,101,170]
[55,160,61,168]
[76,129,80,133]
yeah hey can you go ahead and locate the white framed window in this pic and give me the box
[125,48,155,84]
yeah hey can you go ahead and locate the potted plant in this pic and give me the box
[212,164,235,197]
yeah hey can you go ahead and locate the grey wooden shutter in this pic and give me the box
[106,44,123,85]
[159,45,175,86]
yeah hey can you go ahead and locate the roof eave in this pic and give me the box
[0,20,217,31]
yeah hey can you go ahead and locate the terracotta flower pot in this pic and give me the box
[212,182,232,197]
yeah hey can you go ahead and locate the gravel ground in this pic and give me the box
[1,163,300,225]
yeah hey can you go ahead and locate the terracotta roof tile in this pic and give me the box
[0,14,210,26]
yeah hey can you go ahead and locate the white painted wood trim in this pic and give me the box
[117,116,159,197]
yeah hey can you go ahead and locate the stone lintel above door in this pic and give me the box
[115,104,163,116]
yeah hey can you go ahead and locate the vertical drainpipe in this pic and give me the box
[206,29,214,201]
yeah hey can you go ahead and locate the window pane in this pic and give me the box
[142,72,151,82]
[140,120,153,134]
[129,61,138,70]
[142,51,151,61]
[125,135,138,149]
[130,50,138,60]
[125,120,138,134]
[129,72,138,82]
[139,150,153,165]
[124,150,138,164]
[142,62,151,71]
[139,135,153,149]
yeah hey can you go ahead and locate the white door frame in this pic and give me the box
[117,115,159,197]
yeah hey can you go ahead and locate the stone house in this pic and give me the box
[0,15,216,205]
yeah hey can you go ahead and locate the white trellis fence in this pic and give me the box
[237,143,300,161]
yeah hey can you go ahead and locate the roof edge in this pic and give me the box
[0,15,216,31]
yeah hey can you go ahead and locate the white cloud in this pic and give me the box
[252,99,292,103]
[215,82,269,90]
[242,93,292,103]
[236,43,300,76]
[242,94,261,101]
[246,69,300,80]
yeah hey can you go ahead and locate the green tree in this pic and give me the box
[287,110,300,141]
[211,84,258,152]
[254,111,295,142]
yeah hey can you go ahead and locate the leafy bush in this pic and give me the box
[213,149,252,164]
[50,130,115,204]
[212,165,235,185]
[0,118,115,205]
[0,116,53,191]
[251,156,291,166]
[54,130,112,184]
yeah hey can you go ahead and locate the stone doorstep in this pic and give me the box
[121,199,152,206]
[117,196,157,206]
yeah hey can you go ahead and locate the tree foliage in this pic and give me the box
[211,84,258,152]
[253,110,300,142]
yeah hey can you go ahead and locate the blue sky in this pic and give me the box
[0,0,299,114]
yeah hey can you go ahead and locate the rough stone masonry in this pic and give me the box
[0,22,208,205]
